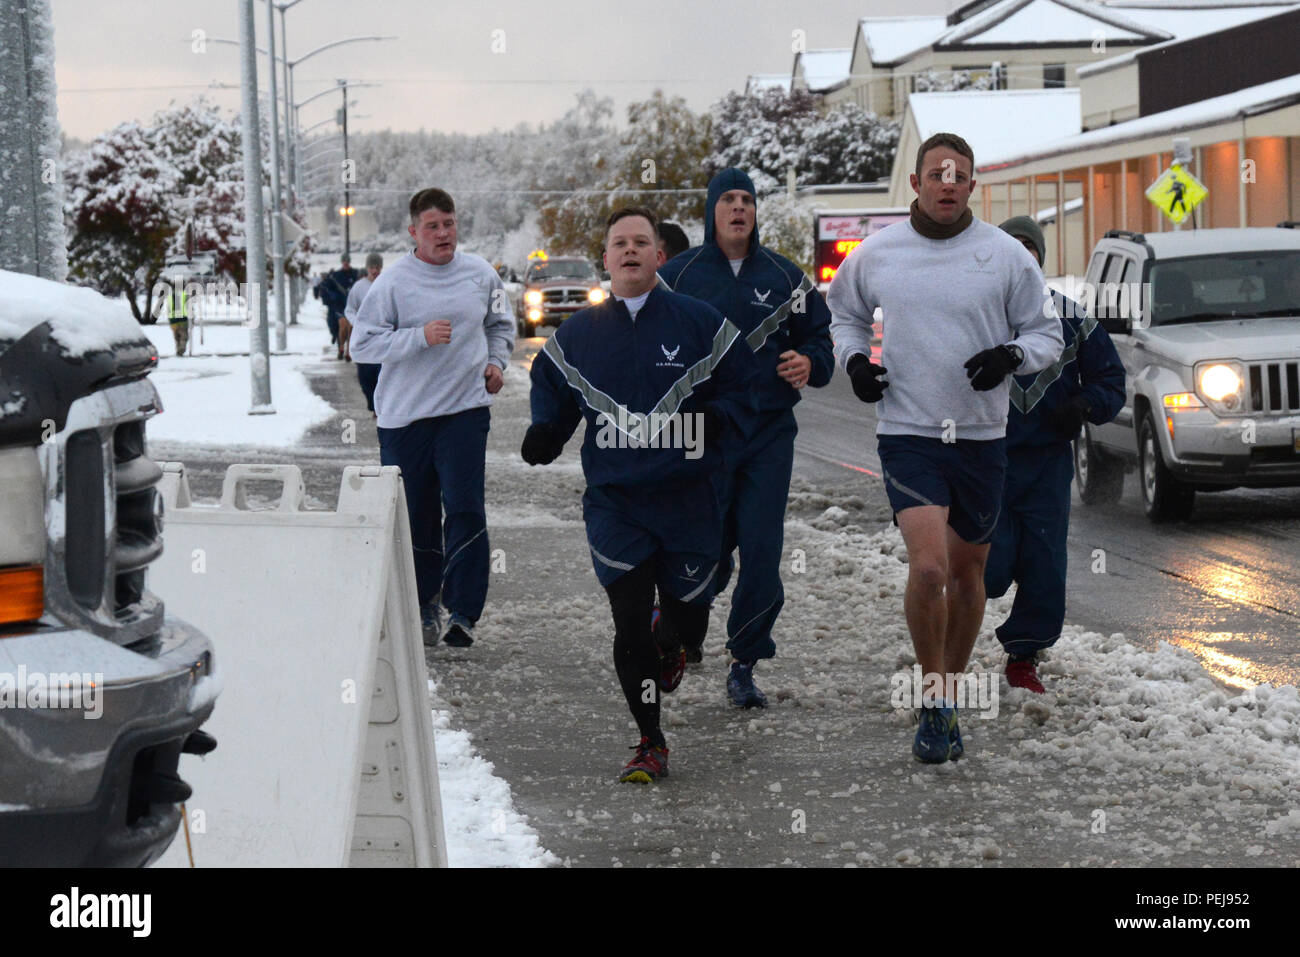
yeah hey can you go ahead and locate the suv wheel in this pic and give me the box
[1074,429,1124,505]
[1138,411,1194,522]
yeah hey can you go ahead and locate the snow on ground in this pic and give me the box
[446,357,1300,865]
[141,308,336,447]
[144,297,554,866]
[429,679,557,867]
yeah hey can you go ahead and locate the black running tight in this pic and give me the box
[605,560,709,747]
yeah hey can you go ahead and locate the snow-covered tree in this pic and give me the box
[913,68,996,93]
[709,87,817,186]
[64,121,179,321]
[604,90,712,229]
[65,98,313,317]
[709,88,898,188]
[533,92,620,261]
[801,104,899,185]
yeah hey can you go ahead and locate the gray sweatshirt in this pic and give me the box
[351,251,516,428]
[344,275,372,322]
[827,218,1063,441]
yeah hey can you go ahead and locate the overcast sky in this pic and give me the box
[52,0,954,141]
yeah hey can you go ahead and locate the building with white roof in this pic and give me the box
[823,0,1296,119]
[769,0,1300,280]
[793,49,854,94]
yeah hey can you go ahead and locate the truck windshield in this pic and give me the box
[527,260,596,282]
[1150,251,1300,325]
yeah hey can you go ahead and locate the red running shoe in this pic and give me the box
[1006,658,1045,694]
[652,604,685,693]
[619,738,669,784]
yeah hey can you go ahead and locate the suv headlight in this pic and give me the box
[588,287,606,304]
[524,289,542,306]
[0,445,46,626]
[1195,360,1246,414]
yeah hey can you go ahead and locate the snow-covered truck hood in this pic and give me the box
[1139,316,1300,366]
[0,269,157,446]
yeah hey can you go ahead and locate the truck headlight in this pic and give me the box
[524,289,543,306]
[1195,361,1245,413]
[0,446,46,626]
[588,287,606,304]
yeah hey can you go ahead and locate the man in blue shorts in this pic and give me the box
[522,206,758,783]
[828,132,1063,763]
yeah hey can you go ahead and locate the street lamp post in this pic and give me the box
[264,0,287,351]
[239,0,273,413]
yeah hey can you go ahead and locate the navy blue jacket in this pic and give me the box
[1007,291,1125,451]
[529,286,759,489]
[658,172,834,414]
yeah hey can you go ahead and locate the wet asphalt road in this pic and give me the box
[147,336,1300,868]
[153,336,1300,694]
[795,372,1300,691]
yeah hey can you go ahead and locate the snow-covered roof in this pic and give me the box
[1079,3,1300,75]
[909,89,1083,167]
[937,0,1168,46]
[977,72,1300,169]
[746,74,792,94]
[796,48,854,92]
[0,270,146,356]
[859,17,949,65]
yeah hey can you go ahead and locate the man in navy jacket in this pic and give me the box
[523,206,758,783]
[985,216,1125,692]
[659,167,835,709]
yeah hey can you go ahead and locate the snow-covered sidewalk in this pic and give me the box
[435,352,1300,867]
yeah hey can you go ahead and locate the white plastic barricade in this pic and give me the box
[151,463,447,867]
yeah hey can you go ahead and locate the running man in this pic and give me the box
[345,251,384,416]
[985,216,1124,692]
[660,167,835,708]
[827,132,1064,763]
[351,188,515,648]
[523,206,758,783]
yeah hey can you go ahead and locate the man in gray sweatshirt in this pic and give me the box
[351,188,516,647]
[827,132,1063,764]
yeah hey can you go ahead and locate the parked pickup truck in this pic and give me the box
[1073,226,1300,521]
[0,269,218,865]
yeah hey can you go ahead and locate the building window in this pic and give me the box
[1044,63,1065,88]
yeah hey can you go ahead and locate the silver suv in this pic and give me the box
[0,272,218,865]
[1073,226,1300,521]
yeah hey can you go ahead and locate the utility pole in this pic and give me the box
[0,0,67,279]
[265,0,287,351]
[240,0,273,412]
[340,79,352,261]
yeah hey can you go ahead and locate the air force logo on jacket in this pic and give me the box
[528,286,760,489]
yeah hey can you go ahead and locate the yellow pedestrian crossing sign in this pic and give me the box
[1146,163,1208,225]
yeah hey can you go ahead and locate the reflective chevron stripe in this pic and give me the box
[540,318,744,443]
[745,275,814,352]
[1010,314,1098,414]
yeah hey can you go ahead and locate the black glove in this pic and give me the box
[521,422,564,465]
[701,403,727,450]
[963,345,1021,392]
[846,353,889,403]
[1045,395,1090,439]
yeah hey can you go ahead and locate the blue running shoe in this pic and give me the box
[913,705,956,763]
[949,708,963,760]
[727,662,767,709]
